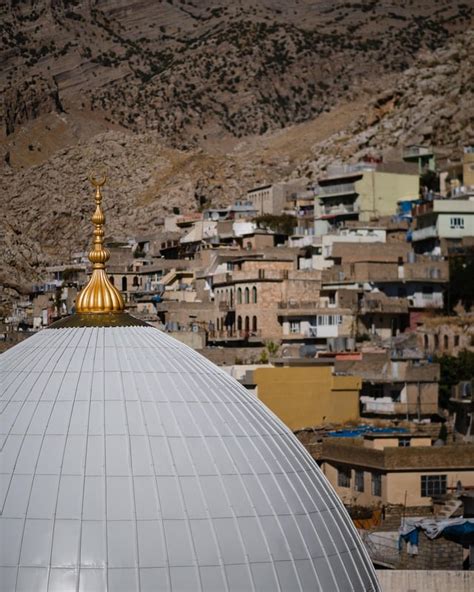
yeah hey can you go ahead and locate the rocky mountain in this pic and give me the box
[1,1,473,313]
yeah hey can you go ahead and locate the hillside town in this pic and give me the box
[2,144,474,574]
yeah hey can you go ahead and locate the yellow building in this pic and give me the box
[253,365,361,430]
[314,162,419,235]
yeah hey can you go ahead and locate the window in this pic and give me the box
[398,437,411,447]
[421,475,447,497]
[355,470,364,492]
[450,217,464,229]
[244,287,250,304]
[337,315,343,325]
[122,276,128,292]
[454,335,460,347]
[290,321,301,334]
[371,473,382,497]
[252,316,258,332]
[237,316,242,331]
[237,288,242,304]
[337,466,351,488]
[252,286,257,304]
[444,335,449,350]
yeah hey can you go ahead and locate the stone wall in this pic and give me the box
[376,570,473,592]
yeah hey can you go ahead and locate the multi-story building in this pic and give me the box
[211,254,322,341]
[402,144,436,173]
[321,432,474,508]
[411,196,474,255]
[314,162,419,235]
[321,241,449,335]
[247,181,305,215]
[335,353,440,419]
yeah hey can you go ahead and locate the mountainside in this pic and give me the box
[1,1,474,312]
[2,0,472,145]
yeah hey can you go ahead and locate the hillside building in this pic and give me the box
[321,433,474,508]
[314,162,419,235]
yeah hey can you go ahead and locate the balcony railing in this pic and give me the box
[218,301,234,312]
[403,146,433,158]
[322,204,359,216]
[316,183,357,198]
[278,301,320,310]
[208,330,262,340]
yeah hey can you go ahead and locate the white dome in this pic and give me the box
[0,325,379,591]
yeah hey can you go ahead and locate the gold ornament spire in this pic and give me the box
[75,176,125,314]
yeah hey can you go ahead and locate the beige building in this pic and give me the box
[211,255,322,341]
[335,353,440,419]
[321,434,474,508]
[247,182,304,215]
[314,162,419,235]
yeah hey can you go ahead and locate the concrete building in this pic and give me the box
[402,144,436,173]
[314,162,419,235]
[411,197,474,255]
[451,379,474,443]
[335,353,440,419]
[321,434,474,508]
[418,315,474,357]
[463,145,474,187]
[247,181,305,215]
[211,255,322,342]
[253,365,361,430]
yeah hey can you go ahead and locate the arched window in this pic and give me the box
[244,287,250,304]
[245,316,250,332]
[122,276,128,292]
[133,276,139,287]
[237,316,242,331]
[237,288,242,304]
[110,276,115,286]
[252,286,257,304]
[443,334,449,350]
[252,316,257,332]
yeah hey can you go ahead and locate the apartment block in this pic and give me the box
[411,196,474,255]
[314,162,419,235]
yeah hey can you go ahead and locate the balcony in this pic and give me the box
[403,145,433,158]
[218,301,234,312]
[321,204,359,217]
[322,163,376,179]
[411,225,438,242]
[208,330,262,341]
[316,183,357,198]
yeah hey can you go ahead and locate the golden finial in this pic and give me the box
[75,176,125,313]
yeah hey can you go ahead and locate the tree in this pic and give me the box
[434,351,474,409]
[254,213,297,236]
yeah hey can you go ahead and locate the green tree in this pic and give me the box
[254,213,297,236]
[434,350,474,409]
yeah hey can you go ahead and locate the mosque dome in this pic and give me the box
[0,180,379,592]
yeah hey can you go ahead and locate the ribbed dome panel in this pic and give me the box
[0,326,379,592]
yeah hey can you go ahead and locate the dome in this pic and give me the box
[0,325,378,592]
[0,179,379,591]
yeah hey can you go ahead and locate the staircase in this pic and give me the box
[437,497,463,518]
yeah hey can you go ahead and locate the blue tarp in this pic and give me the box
[328,426,408,438]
